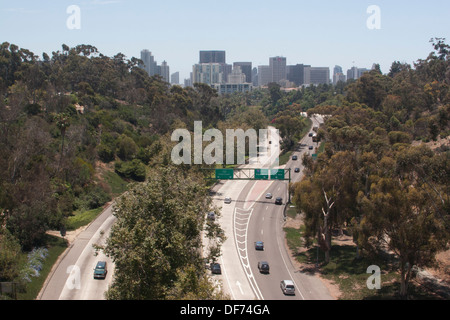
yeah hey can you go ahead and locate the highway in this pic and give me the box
[209,115,333,300]
[39,204,116,300]
[39,115,331,301]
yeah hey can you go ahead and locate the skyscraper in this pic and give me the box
[269,56,287,84]
[287,64,306,86]
[199,51,226,64]
[192,63,223,85]
[171,72,180,85]
[140,49,157,76]
[309,67,330,85]
[233,62,252,83]
[160,61,170,83]
[258,65,272,86]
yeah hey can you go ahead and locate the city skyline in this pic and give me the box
[1,0,449,81]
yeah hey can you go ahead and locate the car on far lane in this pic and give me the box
[265,193,273,199]
[255,241,264,250]
[93,261,107,280]
[224,197,232,204]
[210,263,221,274]
[258,261,270,274]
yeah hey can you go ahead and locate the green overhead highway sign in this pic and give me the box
[215,169,234,180]
[255,169,269,180]
[270,169,285,180]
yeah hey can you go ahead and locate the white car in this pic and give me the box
[265,193,273,199]
[224,197,232,204]
[280,280,295,295]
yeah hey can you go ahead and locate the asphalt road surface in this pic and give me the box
[39,115,330,301]
[208,115,333,300]
[39,204,116,300]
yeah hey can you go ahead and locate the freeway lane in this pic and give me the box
[214,115,333,300]
[246,114,333,300]
[39,203,116,300]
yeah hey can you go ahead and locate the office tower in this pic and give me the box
[333,72,346,84]
[160,61,170,83]
[309,67,330,85]
[287,64,306,86]
[333,65,343,75]
[258,65,272,86]
[303,65,311,85]
[252,67,259,87]
[212,83,253,95]
[269,56,287,84]
[228,66,247,84]
[233,62,252,83]
[171,72,180,85]
[199,50,226,64]
[192,63,223,85]
[333,65,346,84]
[199,50,230,82]
[347,66,369,80]
[140,49,157,76]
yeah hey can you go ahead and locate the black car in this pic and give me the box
[292,155,298,160]
[294,168,300,173]
[258,261,270,274]
[255,241,264,250]
[275,197,283,205]
[210,263,221,274]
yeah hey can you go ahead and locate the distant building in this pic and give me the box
[192,63,223,85]
[333,65,343,75]
[212,83,252,95]
[287,64,307,86]
[160,61,170,83]
[258,65,272,86]
[140,49,158,76]
[333,72,347,84]
[306,67,330,85]
[171,72,180,85]
[200,50,226,64]
[184,78,192,87]
[333,65,346,84]
[347,66,369,80]
[269,56,287,84]
[252,67,259,87]
[233,62,252,83]
[199,50,231,82]
[228,66,247,84]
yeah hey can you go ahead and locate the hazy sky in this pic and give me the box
[1,0,449,81]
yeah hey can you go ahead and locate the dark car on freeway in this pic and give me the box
[93,261,107,280]
[210,263,221,274]
[258,261,270,274]
[275,197,283,205]
[255,241,264,250]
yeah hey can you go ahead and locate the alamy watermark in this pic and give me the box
[367,5,381,30]
[65,265,81,290]
[66,5,81,30]
[171,121,280,167]
[367,265,381,290]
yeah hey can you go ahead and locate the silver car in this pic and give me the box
[280,280,295,295]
